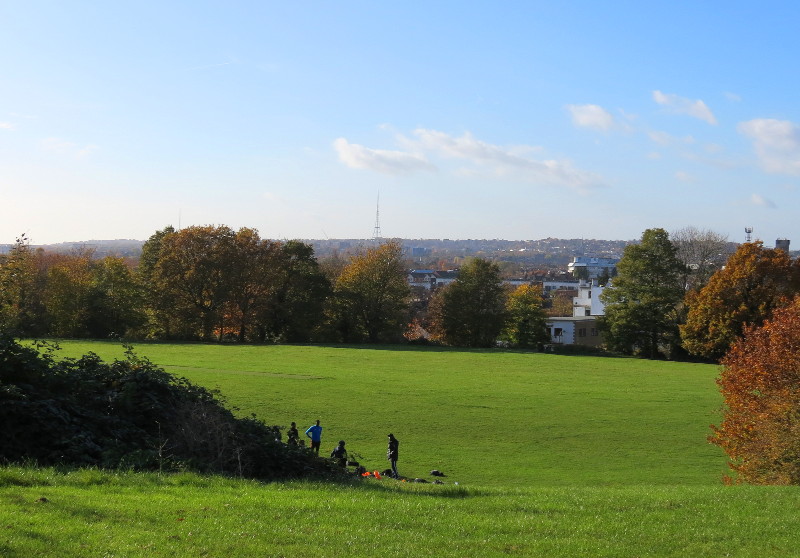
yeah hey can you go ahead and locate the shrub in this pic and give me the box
[0,335,341,480]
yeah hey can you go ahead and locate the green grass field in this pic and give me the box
[4,341,799,557]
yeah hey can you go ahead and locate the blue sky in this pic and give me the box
[3,1,800,245]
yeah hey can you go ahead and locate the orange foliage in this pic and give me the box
[711,295,800,484]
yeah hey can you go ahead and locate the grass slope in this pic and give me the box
[42,341,726,486]
[6,341,800,557]
[2,468,800,558]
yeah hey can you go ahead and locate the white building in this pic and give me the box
[567,256,618,279]
[545,316,602,347]
[572,280,607,317]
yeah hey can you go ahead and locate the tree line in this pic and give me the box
[5,224,800,484]
[0,226,549,348]
[599,227,800,361]
[4,224,800,359]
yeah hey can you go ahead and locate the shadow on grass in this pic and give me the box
[320,476,479,499]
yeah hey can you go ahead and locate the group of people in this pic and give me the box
[285,419,400,478]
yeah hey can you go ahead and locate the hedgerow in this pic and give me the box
[0,335,341,480]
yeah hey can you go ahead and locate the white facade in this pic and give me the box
[567,256,618,279]
[572,280,607,317]
[542,279,580,292]
[545,316,602,346]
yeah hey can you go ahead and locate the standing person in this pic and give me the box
[387,433,399,478]
[287,422,299,446]
[305,420,323,455]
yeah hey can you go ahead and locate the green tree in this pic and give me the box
[429,258,507,347]
[43,251,94,337]
[222,228,280,342]
[138,226,178,338]
[599,228,685,358]
[329,241,410,343]
[503,284,548,348]
[681,241,800,361]
[151,225,237,340]
[255,240,331,343]
[0,235,47,336]
[86,256,146,338]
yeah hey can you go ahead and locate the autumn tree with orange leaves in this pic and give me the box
[681,241,800,361]
[711,295,800,484]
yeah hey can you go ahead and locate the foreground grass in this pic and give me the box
[2,467,799,558]
[45,341,727,486]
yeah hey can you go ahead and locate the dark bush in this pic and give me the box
[0,335,341,480]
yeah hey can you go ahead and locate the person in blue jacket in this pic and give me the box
[305,420,323,454]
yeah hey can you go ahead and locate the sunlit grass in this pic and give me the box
[6,341,773,556]
[44,340,726,486]
[2,466,800,558]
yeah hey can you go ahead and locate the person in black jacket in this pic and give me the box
[330,440,348,467]
[387,433,399,478]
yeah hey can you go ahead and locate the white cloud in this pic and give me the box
[333,138,434,175]
[738,118,800,175]
[411,129,602,191]
[566,104,614,131]
[647,130,696,146]
[41,137,98,158]
[750,193,777,208]
[652,90,718,125]
[675,171,695,182]
[0,122,14,130]
[334,128,604,191]
[724,92,742,103]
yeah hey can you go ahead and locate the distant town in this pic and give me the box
[2,235,781,271]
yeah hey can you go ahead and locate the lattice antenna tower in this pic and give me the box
[745,227,753,242]
[372,191,382,241]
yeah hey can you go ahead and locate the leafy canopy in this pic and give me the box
[681,241,800,361]
[600,228,685,358]
[711,295,800,484]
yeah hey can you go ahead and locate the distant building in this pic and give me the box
[776,238,791,252]
[542,279,580,293]
[572,279,607,317]
[567,256,618,280]
[407,269,459,290]
[545,316,602,347]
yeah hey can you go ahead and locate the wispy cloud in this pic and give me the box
[410,129,603,191]
[0,122,14,130]
[750,193,777,208]
[738,118,800,176]
[41,137,98,158]
[334,129,604,191]
[652,90,717,125]
[333,138,434,175]
[566,104,614,131]
[647,130,695,146]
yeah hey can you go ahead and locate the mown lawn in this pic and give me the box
[2,468,799,558]
[42,341,726,486]
[4,340,775,558]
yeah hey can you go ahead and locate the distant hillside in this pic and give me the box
[4,236,776,269]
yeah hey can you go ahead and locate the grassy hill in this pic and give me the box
[40,341,727,486]
[7,341,797,557]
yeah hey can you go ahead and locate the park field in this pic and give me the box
[4,341,800,557]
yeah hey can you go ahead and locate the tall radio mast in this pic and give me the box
[372,191,382,241]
